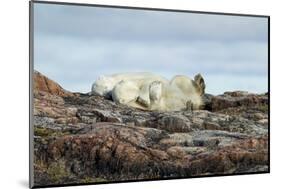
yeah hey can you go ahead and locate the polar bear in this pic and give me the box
[91,72,205,111]
[91,72,168,99]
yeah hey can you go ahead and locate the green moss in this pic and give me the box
[80,177,107,183]
[34,127,70,137]
[34,127,53,137]
[47,160,70,183]
[34,156,47,171]
[257,104,268,113]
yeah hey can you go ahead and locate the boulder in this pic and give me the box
[34,70,74,97]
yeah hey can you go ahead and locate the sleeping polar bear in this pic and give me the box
[91,73,205,111]
[91,73,168,98]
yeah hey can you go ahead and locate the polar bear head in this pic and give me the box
[91,75,114,97]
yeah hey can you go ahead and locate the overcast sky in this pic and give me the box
[33,3,268,95]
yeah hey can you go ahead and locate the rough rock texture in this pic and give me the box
[203,91,268,112]
[33,71,74,97]
[33,71,269,187]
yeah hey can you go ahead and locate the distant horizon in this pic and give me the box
[34,3,268,95]
[35,69,268,95]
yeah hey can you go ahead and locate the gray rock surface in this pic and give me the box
[33,71,269,187]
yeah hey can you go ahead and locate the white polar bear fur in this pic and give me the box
[91,73,205,111]
[112,77,168,106]
[149,77,203,111]
[91,72,168,97]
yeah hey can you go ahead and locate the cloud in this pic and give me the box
[33,3,268,95]
[34,3,268,42]
[205,74,268,95]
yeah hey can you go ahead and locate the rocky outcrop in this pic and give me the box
[33,71,74,97]
[203,91,268,112]
[32,71,269,187]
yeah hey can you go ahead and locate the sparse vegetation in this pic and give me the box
[47,160,70,183]
[34,126,70,137]
[257,104,268,113]
[81,177,107,183]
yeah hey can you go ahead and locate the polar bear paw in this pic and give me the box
[149,81,162,102]
[136,84,151,107]
[137,96,150,107]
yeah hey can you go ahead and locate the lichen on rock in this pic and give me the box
[32,71,269,187]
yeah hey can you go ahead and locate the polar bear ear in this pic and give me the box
[194,73,205,96]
